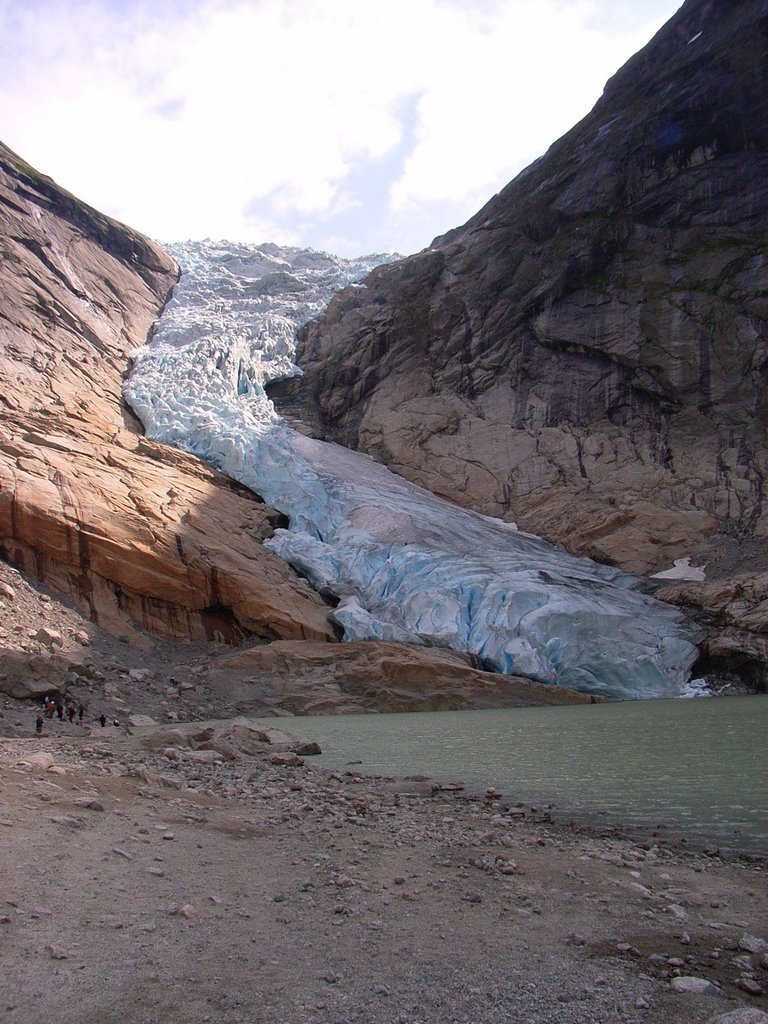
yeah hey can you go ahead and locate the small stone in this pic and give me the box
[72,798,104,811]
[0,582,16,601]
[670,976,719,995]
[34,627,63,649]
[112,848,133,860]
[706,1010,768,1024]
[271,753,304,767]
[739,933,768,955]
[737,979,764,996]
[26,752,54,770]
[45,945,68,960]
[50,815,84,829]
[295,742,322,756]
[666,903,689,921]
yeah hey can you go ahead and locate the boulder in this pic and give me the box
[0,651,67,699]
[34,628,64,649]
[658,573,768,688]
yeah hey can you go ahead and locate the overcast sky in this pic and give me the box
[0,0,682,257]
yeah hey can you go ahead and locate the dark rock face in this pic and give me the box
[277,0,768,586]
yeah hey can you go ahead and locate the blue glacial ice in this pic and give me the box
[124,240,701,699]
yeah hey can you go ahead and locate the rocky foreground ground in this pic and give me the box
[1,562,767,1024]
[1,727,766,1024]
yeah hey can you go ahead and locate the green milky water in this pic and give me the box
[259,695,768,854]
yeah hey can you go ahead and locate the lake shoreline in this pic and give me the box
[2,727,766,1024]
[250,695,768,859]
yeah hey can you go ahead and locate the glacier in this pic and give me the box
[124,239,701,700]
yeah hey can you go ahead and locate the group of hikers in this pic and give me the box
[35,696,115,735]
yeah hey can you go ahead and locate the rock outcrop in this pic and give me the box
[205,640,607,715]
[0,141,335,646]
[277,0,767,584]
[658,572,768,688]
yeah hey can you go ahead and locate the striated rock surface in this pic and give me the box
[658,573,768,688]
[205,640,607,716]
[0,141,335,646]
[279,0,767,584]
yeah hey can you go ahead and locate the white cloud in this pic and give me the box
[0,0,681,256]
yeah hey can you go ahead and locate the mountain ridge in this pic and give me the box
[272,0,767,686]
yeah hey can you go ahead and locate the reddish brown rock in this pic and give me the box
[206,640,607,715]
[0,142,335,647]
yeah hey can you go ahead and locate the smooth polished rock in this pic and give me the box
[0,141,335,647]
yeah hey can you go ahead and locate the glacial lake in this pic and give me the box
[261,695,767,855]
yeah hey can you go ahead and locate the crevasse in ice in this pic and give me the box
[124,240,700,699]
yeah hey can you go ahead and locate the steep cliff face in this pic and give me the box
[280,0,767,587]
[0,141,335,646]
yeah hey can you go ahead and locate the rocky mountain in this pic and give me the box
[2,0,766,698]
[273,0,768,686]
[122,240,700,700]
[0,141,334,648]
[2,144,600,712]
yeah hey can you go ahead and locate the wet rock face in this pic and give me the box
[0,142,335,645]
[283,0,768,578]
